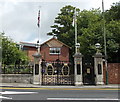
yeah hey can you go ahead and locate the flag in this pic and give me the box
[37,10,40,27]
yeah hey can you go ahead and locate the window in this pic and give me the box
[50,48,61,54]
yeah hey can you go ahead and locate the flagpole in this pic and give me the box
[37,6,41,53]
[74,8,77,54]
[37,10,40,53]
[102,0,108,85]
[38,23,40,53]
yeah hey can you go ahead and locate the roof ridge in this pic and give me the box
[20,38,70,48]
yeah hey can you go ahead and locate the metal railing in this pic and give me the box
[2,65,33,74]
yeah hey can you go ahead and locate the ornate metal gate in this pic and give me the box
[41,60,74,85]
[82,56,95,85]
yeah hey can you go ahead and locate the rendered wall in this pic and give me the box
[1,74,33,84]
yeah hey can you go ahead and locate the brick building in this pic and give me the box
[20,37,70,62]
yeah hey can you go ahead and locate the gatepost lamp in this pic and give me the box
[76,43,80,53]
[95,43,100,53]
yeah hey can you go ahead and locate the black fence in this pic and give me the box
[2,65,33,74]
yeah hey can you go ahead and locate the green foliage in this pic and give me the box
[2,65,33,74]
[47,3,120,63]
[0,34,2,63]
[104,2,120,62]
[1,32,29,65]
[78,9,103,56]
[47,5,79,61]
[105,20,120,62]
[47,6,104,58]
[105,2,120,21]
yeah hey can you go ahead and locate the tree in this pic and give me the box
[47,6,103,59]
[105,2,120,22]
[48,4,120,62]
[105,20,120,62]
[47,5,80,61]
[78,9,103,57]
[1,32,29,65]
[104,2,120,62]
[0,34,2,65]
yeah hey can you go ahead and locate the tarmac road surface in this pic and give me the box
[0,87,119,101]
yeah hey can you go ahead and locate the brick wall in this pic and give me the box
[24,46,37,61]
[41,45,69,62]
[28,47,37,61]
[103,63,120,84]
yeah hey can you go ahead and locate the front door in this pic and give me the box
[83,57,95,85]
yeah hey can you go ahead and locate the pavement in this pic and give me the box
[0,83,119,89]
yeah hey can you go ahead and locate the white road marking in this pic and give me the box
[0,91,38,100]
[0,96,12,99]
[0,91,37,94]
[47,98,119,100]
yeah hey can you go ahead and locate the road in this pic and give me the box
[0,87,119,101]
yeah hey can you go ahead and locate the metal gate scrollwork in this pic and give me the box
[62,64,69,75]
[41,61,74,85]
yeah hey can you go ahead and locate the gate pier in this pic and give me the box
[93,53,104,85]
[93,43,104,85]
[32,52,42,85]
[74,52,83,86]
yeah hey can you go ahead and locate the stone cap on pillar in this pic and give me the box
[93,53,104,58]
[32,52,41,58]
[73,53,83,58]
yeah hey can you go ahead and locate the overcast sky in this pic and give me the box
[0,0,119,44]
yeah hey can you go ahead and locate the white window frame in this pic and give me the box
[49,47,61,54]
